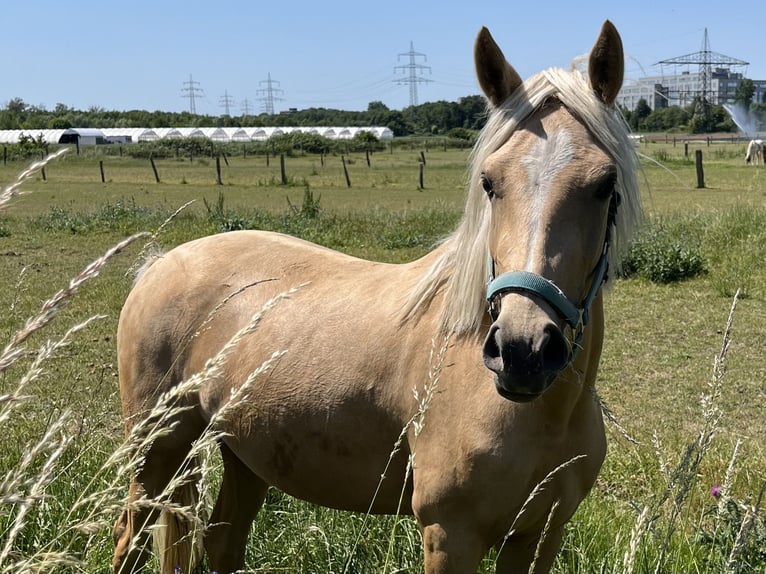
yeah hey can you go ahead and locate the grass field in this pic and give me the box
[0,139,765,573]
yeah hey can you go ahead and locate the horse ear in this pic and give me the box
[474,27,523,107]
[588,20,624,105]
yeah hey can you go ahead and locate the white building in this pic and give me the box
[617,69,766,110]
[0,128,107,146]
[0,126,394,145]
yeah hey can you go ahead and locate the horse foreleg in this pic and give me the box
[494,525,564,574]
[205,441,269,573]
[420,520,487,574]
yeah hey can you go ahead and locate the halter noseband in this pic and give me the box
[485,191,620,356]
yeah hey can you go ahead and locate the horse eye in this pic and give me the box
[595,171,617,200]
[481,174,495,198]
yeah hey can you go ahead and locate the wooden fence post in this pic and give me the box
[216,155,223,185]
[341,155,351,188]
[695,150,705,188]
[420,151,426,165]
[280,153,287,184]
[418,162,424,190]
[99,160,105,183]
[149,154,160,183]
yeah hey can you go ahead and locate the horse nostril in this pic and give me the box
[482,323,503,373]
[541,324,570,373]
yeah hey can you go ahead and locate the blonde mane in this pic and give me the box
[401,66,642,337]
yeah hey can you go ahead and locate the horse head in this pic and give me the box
[475,21,626,401]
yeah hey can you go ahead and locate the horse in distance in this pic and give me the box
[745,138,763,165]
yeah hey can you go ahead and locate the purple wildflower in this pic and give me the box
[711,485,721,498]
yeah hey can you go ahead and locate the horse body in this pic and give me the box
[116,230,607,572]
[745,138,763,165]
[114,20,639,574]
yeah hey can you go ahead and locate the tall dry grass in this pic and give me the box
[0,151,147,572]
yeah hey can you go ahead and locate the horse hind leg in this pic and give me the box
[495,525,565,574]
[113,410,207,574]
[204,441,269,574]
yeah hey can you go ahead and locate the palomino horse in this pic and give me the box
[113,20,640,574]
[745,138,763,165]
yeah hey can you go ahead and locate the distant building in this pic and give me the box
[617,69,766,110]
[0,126,395,146]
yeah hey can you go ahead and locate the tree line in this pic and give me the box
[2,84,764,140]
[0,96,487,139]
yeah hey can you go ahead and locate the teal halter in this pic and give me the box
[486,192,620,354]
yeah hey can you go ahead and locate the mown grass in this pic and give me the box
[0,141,765,572]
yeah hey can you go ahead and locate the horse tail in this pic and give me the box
[154,463,204,574]
[130,249,165,288]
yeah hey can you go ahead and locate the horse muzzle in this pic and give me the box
[482,318,571,401]
[482,191,619,402]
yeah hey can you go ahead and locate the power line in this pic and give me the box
[394,41,432,107]
[219,89,235,116]
[656,28,748,109]
[240,98,253,117]
[257,73,284,115]
[181,74,204,114]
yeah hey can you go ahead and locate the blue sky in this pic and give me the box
[3,1,762,114]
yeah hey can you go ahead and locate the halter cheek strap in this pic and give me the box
[486,192,620,356]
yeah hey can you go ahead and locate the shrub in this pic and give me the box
[269,132,332,155]
[447,127,476,142]
[34,199,159,234]
[621,222,706,283]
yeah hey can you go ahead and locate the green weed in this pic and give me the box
[621,218,706,283]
